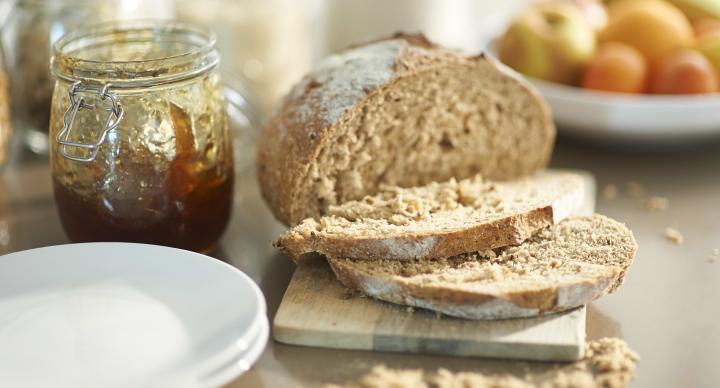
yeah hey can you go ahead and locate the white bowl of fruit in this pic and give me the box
[494,0,720,144]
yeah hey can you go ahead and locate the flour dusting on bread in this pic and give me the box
[291,40,403,126]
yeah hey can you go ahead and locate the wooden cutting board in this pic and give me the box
[273,170,595,362]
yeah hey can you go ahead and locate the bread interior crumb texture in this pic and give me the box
[296,48,552,222]
[294,172,581,237]
[333,215,636,293]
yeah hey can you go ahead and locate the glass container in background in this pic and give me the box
[174,0,314,114]
[49,21,234,253]
[223,71,262,174]
[0,0,173,155]
[321,0,528,55]
[0,50,11,170]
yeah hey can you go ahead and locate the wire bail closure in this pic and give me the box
[55,81,124,162]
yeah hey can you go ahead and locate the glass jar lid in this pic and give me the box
[51,20,219,88]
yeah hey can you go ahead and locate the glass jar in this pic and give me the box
[1,0,173,155]
[49,21,234,253]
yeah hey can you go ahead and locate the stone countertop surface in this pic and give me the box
[1,137,719,387]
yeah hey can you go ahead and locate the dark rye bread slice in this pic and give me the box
[327,215,637,320]
[257,33,555,226]
[276,171,586,262]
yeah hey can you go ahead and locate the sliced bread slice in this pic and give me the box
[257,33,555,226]
[275,171,587,262]
[327,214,637,320]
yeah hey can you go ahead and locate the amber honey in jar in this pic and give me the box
[49,21,234,252]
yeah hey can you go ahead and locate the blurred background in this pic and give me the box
[0,0,532,169]
[1,0,720,169]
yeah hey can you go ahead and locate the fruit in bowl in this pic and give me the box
[581,42,648,93]
[693,18,720,37]
[601,0,693,62]
[697,32,720,73]
[497,0,720,96]
[498,2,596,84]
[572,0,609,30]
[666,0,720,21]
[650,49,718,93]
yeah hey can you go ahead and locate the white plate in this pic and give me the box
[198,317,268,388]
[0,243,267,388]
[531,78,720,144]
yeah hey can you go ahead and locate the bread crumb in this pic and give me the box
[601,184,618,200]
[330,338,639,388]
[328,365,425,388]
[644,196,669,211]
[664,227,684,245]
[406,306,415,314]
[341,288,364,300]
[625,182,644,198]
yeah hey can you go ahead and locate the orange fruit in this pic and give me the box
[649,49,718,94]
[693,18,720,38]
[581,42,648,93]
[697,33,720,74]
[601,0,694,62]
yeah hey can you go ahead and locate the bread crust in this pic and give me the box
[277,207,553,262]
[330,259,619,320]
[257,33,555,226]
[275,171,586,262]
[327,215,638,320]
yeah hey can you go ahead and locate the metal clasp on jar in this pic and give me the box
[56,81,124,162]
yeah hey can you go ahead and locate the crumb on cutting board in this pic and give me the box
[406,306,415,314]
[625,182,644,198]
[601,184,618,200]
[325,365,425,388]
[327,338,639,388]
[340,288,354,300]
[644,196,669,211]
[342,288,365,300]
[664,227,684,245]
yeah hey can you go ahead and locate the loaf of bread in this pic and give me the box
[327,215,637,320]
[263,34,638,323]
[257,33,555,226]
[276,171,586,262]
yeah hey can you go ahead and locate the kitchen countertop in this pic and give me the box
[1,137,719,387]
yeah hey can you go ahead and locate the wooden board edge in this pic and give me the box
[371,336,584,362]
[273,319,374,350]
[273,305,587,361]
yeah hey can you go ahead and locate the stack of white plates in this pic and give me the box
[0,243,267,388]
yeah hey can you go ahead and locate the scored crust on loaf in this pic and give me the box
[275,171,586,262]
[257,33,555,226]
[327,215,637,320]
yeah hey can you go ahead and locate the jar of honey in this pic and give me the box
[49,21,234,252]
